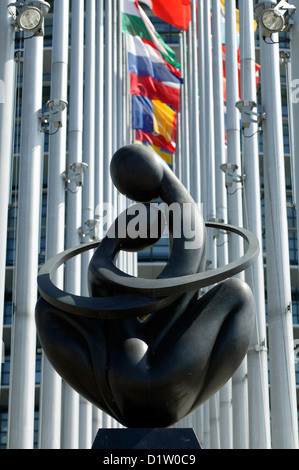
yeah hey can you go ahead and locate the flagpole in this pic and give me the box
[0,1,15,378]
[211,0,232,449]
[290,0,299,319]
[104,0,114,236]
[7,30,44,449]
[95,0,104,240]
[38,0,69,449]
[190,0,201,206]
[258,0,298,449]
[238,0,271,449]
[202,0,219,449]
[103,0,114,429]
[179,31,190,191]
[61,0,85,448]
[196,5,207,445]
[78,0,96,447]
[225,0,249,449]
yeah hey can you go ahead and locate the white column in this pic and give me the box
[225,0,249,449]
[79,0,96,448]
[95,0,104,235]
[290,2,299,288]
[0,1,16,376]
[79,396,93,449]
[190,0,201,206]
[104,0,114,231]
[179,31,190,191]
[258,1,298,449]
[38,0,69,449]
[197,0,206,206]
[239,0,271,449]
[7,32,44,449]
[81,0,96,292]
[211,0,232,449]
[61,0,84,449]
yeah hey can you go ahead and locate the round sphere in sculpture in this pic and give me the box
[110,144,164,202]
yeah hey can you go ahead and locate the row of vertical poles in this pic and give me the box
[38,0,70,449]
[79,0,96,448]
[225,2,249,448]
[4,0,130,449]
[180,0,297,449]
[61,0,84,449]
[211,0,232,450]
[239,0,271,449]
[7,26,45,448]
[259,0,298,450]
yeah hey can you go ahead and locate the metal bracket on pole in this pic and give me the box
[235,100,266,131]
[248,341,268,353]
[220,163,245,189]
[40,99,68,133]
[63,162,88,189]
[78,218,100,241]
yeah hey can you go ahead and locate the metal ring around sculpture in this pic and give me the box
[37,222,259,319]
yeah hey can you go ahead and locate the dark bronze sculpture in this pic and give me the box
[35,144,258,428]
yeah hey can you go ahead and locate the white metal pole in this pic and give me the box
[95,0,104,238]
[225,0,249,449]
[211,0,233,449]
[104,0,114,232]
[61,0,85,449]
[259,1,298,449]
[79,0,96,447]
[190,0,201,206]
[0,1,15,377]
[239,0,271,449]
[197,0,206,207]
[81,0,95,293]
[179,31,190,191]
[202,0,219,449]
[290,2,299,279]
[101,0,114,429]
[7,31,44,449]
[79,396,93,449]
[38,0,69,449]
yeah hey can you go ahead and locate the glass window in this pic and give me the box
[0,411,8,450]
[291,288,299,325]
[6,231,16,267]
[289,231,298,265]
[4,290,13,326]
[287,196,296,229]
[35,353,42,385]
[1,352,10,387]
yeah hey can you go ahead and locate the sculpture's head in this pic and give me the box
[110,144,164,202]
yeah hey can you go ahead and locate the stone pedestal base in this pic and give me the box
[92,428,201,450]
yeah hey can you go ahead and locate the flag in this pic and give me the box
[135,130,176,154]
[122,0,181,167]
[122,0,180,69]
[132,96,177,144]
[140,0,191,31]
[127,34,181,112]
[135,131,174,166]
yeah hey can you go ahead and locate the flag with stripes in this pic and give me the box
[122,0,181,167]
[139,0,191,31]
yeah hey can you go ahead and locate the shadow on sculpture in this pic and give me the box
[35,144,258,430]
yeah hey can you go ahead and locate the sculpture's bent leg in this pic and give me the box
[106,277,255,427]
[188,277,255,409]
[35,297,110,412]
